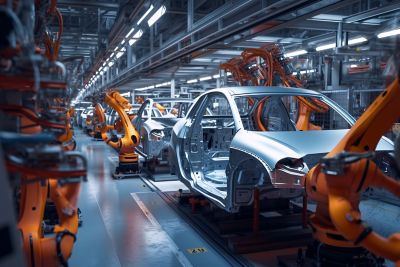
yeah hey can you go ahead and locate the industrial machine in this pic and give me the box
[94,90,141,178]
[220,44,330,131]
[302,75,400,265]
[0,1,86,266]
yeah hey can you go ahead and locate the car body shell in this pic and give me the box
[169,86,394,213]
[133,98,193,162]
[80,107,94,129]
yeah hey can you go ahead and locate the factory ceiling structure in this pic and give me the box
[54,0,400,100]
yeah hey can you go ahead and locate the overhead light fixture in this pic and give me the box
[377,28,400,38]
[129,30,143,46]
[120,39,126,46]
[187,79,198,84]
[104,66,109,72]
[348,37,367,45]
[108,61,114,67]
[125,28,135,38]
[102,62,106,67]
[293,69,316,75]
[116,51,125,59]
[212,74,220,79]
[137,5,154,25]
[350,64,358,68]
[284,49,308,57]
[114,46,119,51]
[147,5,166,27]
[199,76,212,81]
[316,43,336,51]
[110,52,115,58]
[100,71,104,75]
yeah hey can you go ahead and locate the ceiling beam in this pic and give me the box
[286,19,379,33]
[57,0,119,9]
[344,2,400,23]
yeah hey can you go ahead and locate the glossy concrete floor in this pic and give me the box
[69,131,241,267]
[69,130,400,267]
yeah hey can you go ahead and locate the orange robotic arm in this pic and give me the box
[240,46,329,131]
[103,91,140,153]
[306,78,400,263]
[94,102,119,146]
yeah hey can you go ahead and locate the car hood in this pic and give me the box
[231,129,393,169]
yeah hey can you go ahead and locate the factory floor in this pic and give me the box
[69,130,400,267]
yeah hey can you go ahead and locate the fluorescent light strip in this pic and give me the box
[296,69,316,75]
[114,46,119,51]
[137,5,154,25]
[125,28,135,38]
[199,76,212,81]
[187,79,198,84]
[148,5,166,27]
[129,39,137,46]
[212,74,220,79]
[377,28,400,38]
[116,51,125,59]
[129,30,143,46]
[284,49,308,57]
[121,39,125,45]
[348,37,367,45]
[108,61,114,67]
[316,43,335,51]
[133,30,143,39]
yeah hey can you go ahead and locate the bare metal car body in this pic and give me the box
[169,86,393,213]
[133,98,192,162]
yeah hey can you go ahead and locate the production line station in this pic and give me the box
[1,0,400,266]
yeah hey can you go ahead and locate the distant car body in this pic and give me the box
[133,98,192,163]
[74,107,85,127]
[80,107,94,129]
[169,86,393,213]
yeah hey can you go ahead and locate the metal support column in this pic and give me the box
[332,22,343,89]
[170,79,175,98]
[187,0,193,32]
[131,89,135,104]
[127,43,132,68]
[150,27,154,53]
[221,70,227,87]
[106,67,110,83]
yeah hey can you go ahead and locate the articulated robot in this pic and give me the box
[304,77,400,265]
[95,90,140,178]
[0,69,87,267]
[0,1,86,266]
[220,44,329,131]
